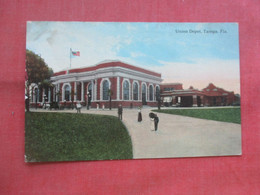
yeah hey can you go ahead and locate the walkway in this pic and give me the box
[33,107,241,159]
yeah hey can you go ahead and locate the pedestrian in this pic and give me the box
[149,112,155,131]
[137,107,142,122]
[150,117,155,131]
[118,104,123,120]
[154,114,159,131]
[76,102,82,113]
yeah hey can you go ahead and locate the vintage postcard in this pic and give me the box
[25,22,241,162]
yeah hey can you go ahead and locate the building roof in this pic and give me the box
[53,60,161,78]
[160,82,183,86]
[202,83,234,96]
[161,83,234,97]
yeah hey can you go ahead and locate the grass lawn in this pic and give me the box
[25,112,133,162]
[153,107,241,124]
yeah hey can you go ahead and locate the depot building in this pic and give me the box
[47,60,162,108]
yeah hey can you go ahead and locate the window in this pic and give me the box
[149,85,154,101]
[164,87,174,91]
[155,86,160,100]
[123,80,130,100]
[64,85,70,101]
[102,80,109,100]
[142,84,147,102]
[133,82,138,100]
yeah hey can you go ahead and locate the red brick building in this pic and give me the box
[160,83,237,107]
[30,61,162,108]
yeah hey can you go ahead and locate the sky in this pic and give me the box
[26,22,240,94]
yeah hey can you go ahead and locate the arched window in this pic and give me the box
[142,83,147,104]
[102,80,109,100]
[155,86,160,100]
[34,87,39,103]
[123,80,130,100]
[133,82,138,100]
[149,85,154,101]
[64,85,71,101]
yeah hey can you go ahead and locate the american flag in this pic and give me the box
[71,51,80,56]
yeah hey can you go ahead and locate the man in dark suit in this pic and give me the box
[118,104,123,120]
[154,114,159,131]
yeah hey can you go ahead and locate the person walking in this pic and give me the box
[154,114,159,131]
[76,102,82,113]
[149,112,155,131]
[118,104,123,120]
[150,117,155,131]
[137,107,142,122]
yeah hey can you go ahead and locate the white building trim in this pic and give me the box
[94,79,97,101]
[81,81,84,102]
[51,66,162,85]
[117,77,120,100]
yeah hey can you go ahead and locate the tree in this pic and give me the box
[25,49,53,111]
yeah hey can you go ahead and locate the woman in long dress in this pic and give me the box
[149,112,155,131]
[150,118,155,131]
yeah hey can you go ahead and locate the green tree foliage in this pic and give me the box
[26,49,53,85]
[25,50,54,111]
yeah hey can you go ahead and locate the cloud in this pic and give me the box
[130,52,146,58]
[46,30,58,45]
